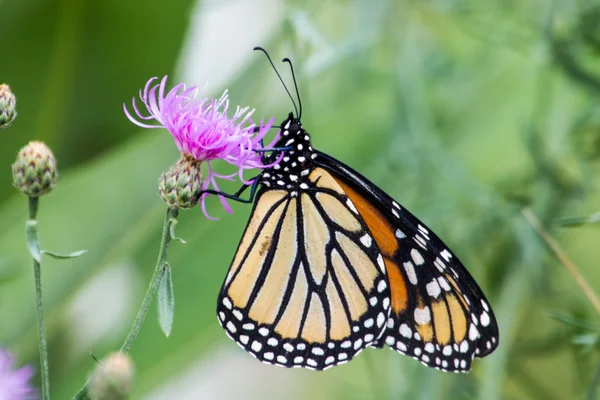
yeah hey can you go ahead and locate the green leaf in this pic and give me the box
[42,249,88,259]
[157,263,175,337]
[572,333,600,348]
[25,220,41,263]
[556,210,600,227]
[547,311,600,332]
[169,218,186,244]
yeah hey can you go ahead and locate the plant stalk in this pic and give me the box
[73,206,178,400]
[29,196,50,400]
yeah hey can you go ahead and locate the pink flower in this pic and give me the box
[0,348,37,399]
[125,76,280,219]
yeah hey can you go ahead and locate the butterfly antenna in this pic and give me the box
[253,46,299,118]
[282,57,302,120]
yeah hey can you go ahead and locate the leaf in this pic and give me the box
[157,263,175,337]
[556,210,600,227]
[42,249,88,259]
[25,220,41,263]
[169,218,186,244]
[547,311,600,332]
[572,333,600,348]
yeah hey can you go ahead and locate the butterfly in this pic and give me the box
[208,48,499,372]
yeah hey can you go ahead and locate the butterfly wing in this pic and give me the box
[315,150,499,372]
[217,176,391,371]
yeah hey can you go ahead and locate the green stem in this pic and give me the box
[120,207,178,353]
[73,206,179,400]
[29,196,50,400]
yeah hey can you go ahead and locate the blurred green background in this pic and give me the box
[1,0,600,399]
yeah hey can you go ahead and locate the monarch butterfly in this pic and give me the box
[207,48,499,372]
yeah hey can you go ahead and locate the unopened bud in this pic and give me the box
[158,154,203,209]
[89,353,134,400]
[0,84,16,129]
[12,141,58,197]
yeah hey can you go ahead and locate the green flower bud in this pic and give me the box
[0,84,17,129]
[12,141,58,197]
[89,353,134,400]
[158,154,203,209]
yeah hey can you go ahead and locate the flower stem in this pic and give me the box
[73,207,179,400]
[29,196,50,400]
[120,207,178,353]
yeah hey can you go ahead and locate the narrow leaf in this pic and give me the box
[25,220,41,262]
[42,249,88,259]
[572,333,600,348]
[169,218,186,244]
[556,210,600,227]
[157,263,175,337]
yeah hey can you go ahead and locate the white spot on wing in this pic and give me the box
[226,321,237,333]
[404,261,417,285]
[312,347,324,356]
[414,307,431,325]
[441,249,452,262]
[437,277,451,291]
[346,199,359,214]
[222,297,232,309]
[426,280,441,298]
[399,324,411,338]
[232,309,243,321]
[411,249,425,265]
[251,341,262,352]
[480,311,490,327]
[360,234,372,247]
[377,254,385,272]
[425,343,434,353]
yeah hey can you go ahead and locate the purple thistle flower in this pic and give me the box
[0,348,37,400]
[124,76,280,219]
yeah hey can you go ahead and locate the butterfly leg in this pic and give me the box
[200,177,260,204]
[254,146,293,153]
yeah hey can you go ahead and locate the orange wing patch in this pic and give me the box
[383,258,408,314]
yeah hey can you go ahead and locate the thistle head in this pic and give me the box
[124,76,281,218]
[12,141,58,197]
[158,154,203,210]
[0,84,17,129]
[89,353,134,400]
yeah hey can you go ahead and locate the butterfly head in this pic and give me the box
[259,113,316,190]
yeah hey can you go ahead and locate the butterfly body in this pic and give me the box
[259,113,316,193]
[216,88,498,372]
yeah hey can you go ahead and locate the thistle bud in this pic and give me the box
[89,353,134,400]
[158,154,203,209]
[0,84,17,129]
[12,141,58,197]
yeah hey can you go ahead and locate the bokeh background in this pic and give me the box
[1,0,600,399]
